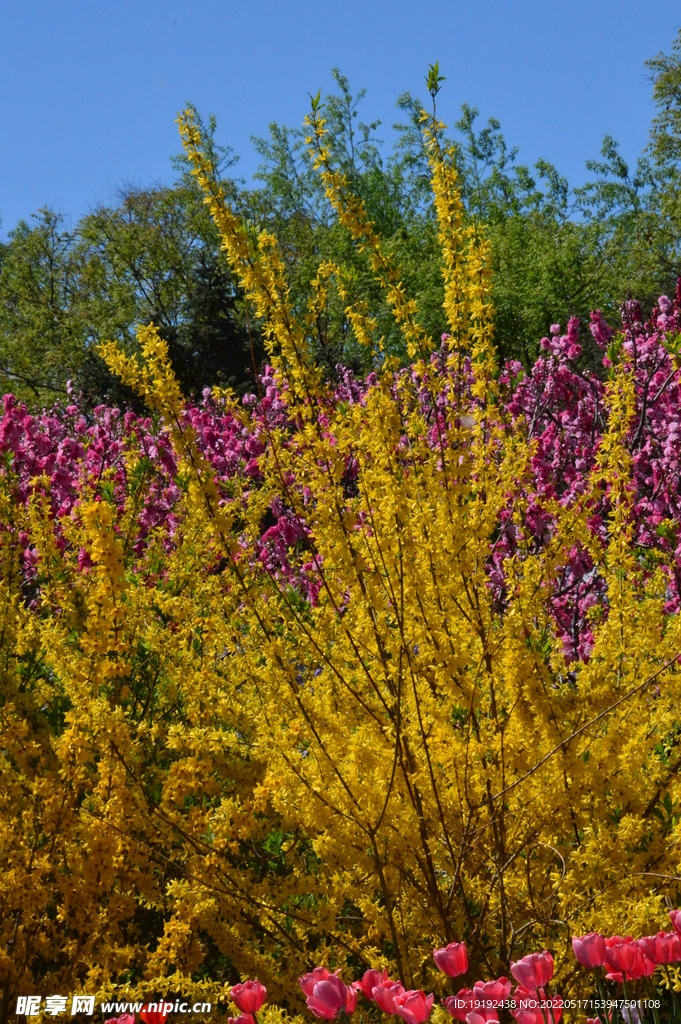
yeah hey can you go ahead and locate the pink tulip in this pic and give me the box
[631,943,655,980]
[468,1006,498,1024]
[670,909,681,937]
[373,982,405,1015]
[638,931,681,965]
[443,989,476,1022]
[393,989,434,1024]
[345,987,358,1015]
[356,969,390,1001]
[105,1017,135,1024]
[305,975,356,1020]
[472,978,511,1012]
[510,987,543,1024]
[300,968,332,997]
[231,981,267,1015]
[513,987,562,1024]
[572,933,606,969]
[434,942,469,978]
[510,952,553,990]
[604,936,637,980]
[229,1016,255,1024]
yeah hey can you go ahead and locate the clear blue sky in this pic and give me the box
[1,1,679,238]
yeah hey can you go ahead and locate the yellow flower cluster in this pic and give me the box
[1,105,680,1016]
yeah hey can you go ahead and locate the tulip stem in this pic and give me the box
[664,966,681,1020]
[610,983,620,1024]
[636,995,651,1024]
[595,976,609,1024]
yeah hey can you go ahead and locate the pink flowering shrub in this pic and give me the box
[2,283,681,666]
[497,280,681,660]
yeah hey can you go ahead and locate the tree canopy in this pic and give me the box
[1,35,680,407]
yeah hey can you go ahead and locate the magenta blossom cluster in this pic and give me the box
[496,280,681,660]
[2,285,681,664]
[0,369,319,603]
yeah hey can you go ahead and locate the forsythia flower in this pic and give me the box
[1,102,681,1018]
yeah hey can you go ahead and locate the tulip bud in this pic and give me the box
[305,975,356,1020]
[638,930,681,965]
[604,936,637,981]
[443,990,475,1022]
[510,952,553,990]
[373,982,405,1016]
[572,933,606,969]
[230,981,266,1015]
[472,978,511,1008]
[393,989,435,1024]
[299,967,331,997]
[140,1008,169,1024]
[434,942,469,978]
[356,969,389,1001]
[510,986,544,1024]
[626,942,654,981]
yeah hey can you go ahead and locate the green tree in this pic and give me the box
[2,36,681,406]
[0,209,87,400]
[0,114,256,407]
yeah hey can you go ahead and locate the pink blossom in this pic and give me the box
[604,936,637,980]
[638,931,681,965]
[433,942,468,977]
[304,975,356,1020]
[572,933,606,969]
[299,968,332,997]
[510,952,553,990]
[443,990,476,1022]
[373,982,406,1015]
[230,981,266,1014]
[355,968,390,1001]
[393,989,434,1024]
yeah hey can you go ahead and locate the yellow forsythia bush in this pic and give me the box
[1,103,680,1017]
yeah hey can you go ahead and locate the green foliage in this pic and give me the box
[647,28,681,175]
[2,38,681,406]
[0,209,88,400]
[0,112,256,406]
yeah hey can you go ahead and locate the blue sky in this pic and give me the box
[1,1,679,238]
